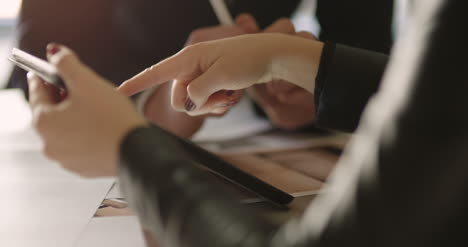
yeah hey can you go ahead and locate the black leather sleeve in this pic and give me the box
[119,126,278,247]
[314,43,389,132]
[119,1,468,246]
[252,43,388,133]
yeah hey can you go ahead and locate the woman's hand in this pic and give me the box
[140,14,258,137]
[28,44,147,177]
[247,31,318,130]
[119,33,324,116]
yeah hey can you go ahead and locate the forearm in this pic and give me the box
[115,2,466,247]
[272,37,324,94]
[314,43,389,132]
[118,126,279,247]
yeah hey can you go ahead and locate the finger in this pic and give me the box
[197,90,244,115]
[171,80,241,113]
[118,50,190,96]
[191,90,242,116]
[263,18,295,34]
[42,82,66,104]
[46,43,103,92]
[296,31,317,40]
[27,72,55,110]
[185,64,235,111]
[235,13,260,33]
[171,79,190,112]
[172,70,240,114]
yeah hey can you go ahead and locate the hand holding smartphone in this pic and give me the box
[8,48,66,89]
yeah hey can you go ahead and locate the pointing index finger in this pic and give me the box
[118,53,186,96]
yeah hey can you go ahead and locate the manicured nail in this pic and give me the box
[185,98,196,111]
[226,90,235,96]
[47,43,61,55]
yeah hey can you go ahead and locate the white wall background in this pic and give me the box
[0,0,21,88]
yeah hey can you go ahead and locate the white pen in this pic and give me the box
[209,0,234,25]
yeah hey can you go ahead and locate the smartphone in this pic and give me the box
[8,48,66,89]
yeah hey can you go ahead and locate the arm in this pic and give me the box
[118,1,468,246]
[250,42,389,133]
[28,0,468,245]
[133,14,260,138]
[314,43,389,132]
[119,125,278,247]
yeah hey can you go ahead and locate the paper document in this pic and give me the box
[192,96,272,142]
[0,179,113,247]
[0,90,115,246]
[76,216,146,247]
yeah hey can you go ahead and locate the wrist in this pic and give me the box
[270,35,324,93]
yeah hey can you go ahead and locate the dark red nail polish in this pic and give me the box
[226,90,235,96]
[185,98,196,111]
[47,44,61,55]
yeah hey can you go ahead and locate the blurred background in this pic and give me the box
[0,0,319,137]
[0,0,320,92]
[0,0,20,88]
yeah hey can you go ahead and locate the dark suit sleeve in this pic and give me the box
[314,43,389,132]
[118,1,468,246]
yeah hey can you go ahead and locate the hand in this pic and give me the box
[141,14,258,135]
[184,13,259,46]
[248,30,318,130]
[28,44,147,177]
[119,34,324,116]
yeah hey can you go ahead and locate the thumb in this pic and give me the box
[46,43,102,92]
[184,64,231,112]
[235,13,260,33]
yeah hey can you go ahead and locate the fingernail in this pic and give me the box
[216,103,229,108]
[185,98,196,112]
[47,43,61,55]
[227,100,237,106]
[225,90,235,96]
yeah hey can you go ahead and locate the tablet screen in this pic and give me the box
[151,124,294,206]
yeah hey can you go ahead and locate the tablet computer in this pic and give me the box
[151,124,294,207]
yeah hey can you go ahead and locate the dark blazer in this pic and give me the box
[118,1,468,246]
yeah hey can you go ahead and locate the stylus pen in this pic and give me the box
[209,0,234,25]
